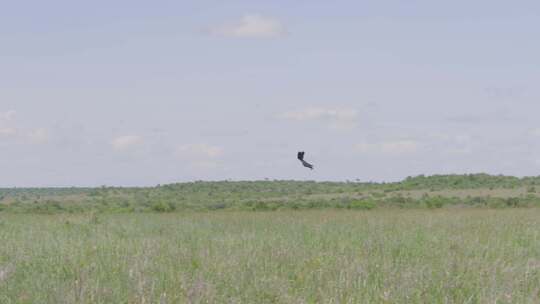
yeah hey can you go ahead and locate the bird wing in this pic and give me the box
[302,160,314,170]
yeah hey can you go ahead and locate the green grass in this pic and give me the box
[2,209,540,303]
[3,181,540,213]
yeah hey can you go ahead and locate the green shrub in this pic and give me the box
[348,199,376,210]
[505,197,519,207]
[208,202,228,210]
[151,201,175,212]
[252,201,269,211]
[486,198,507,208]
[423,196,447,209]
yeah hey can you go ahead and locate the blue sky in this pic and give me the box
[1,0,539,186]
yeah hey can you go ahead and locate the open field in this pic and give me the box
[2,209,540,303]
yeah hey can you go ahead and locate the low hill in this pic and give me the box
[2,174,540,213]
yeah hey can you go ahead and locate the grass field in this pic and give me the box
[2,209,540,303]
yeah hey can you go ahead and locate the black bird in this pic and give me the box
[297,151,314,170]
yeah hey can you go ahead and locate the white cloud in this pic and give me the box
[0,111,18,139]
[0,110,16,121]
[176,143,223,159]
[454,134,472,144]
[355,140,420,154]
[111,135,143,151]
[27,128,50,144]
[528,128,540,137]
[210,14,286,39]
[280,107,358,129]
[0,127,17,137]
[176,144,224,172]
[0,128,48,144]
[0,112,50,143]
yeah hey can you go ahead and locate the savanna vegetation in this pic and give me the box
[1,210,540,303]
[2,174,540,213]
[3,174,540,303]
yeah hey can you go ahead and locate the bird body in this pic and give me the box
[297,151,314,170]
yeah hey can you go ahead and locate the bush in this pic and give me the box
[348,199,376,210]
[151,201,175,212]
[505,197,519,207]
[486,198,507,208]
[423,196,448,209]
[207,202,228,210]
[247,201,269,211]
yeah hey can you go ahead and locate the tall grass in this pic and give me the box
[1,210,540,303]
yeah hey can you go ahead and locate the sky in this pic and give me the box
[1,0,540,187]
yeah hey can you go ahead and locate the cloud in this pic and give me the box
[27,128,50,144]
[280,107,358,129]
[445,108,517,125]
[0,111,18,139]
[111,135,143,151]
[0,127,51,144]
[176,143,223,159]
[209,14,286,39]
[0,127,17,137]
[0,110,16,121]
[0,112,50,144]
[529,128,540,137]
[355,140,420,154]
[485,87,520,100]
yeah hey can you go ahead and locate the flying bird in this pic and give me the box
[297,151,314,170]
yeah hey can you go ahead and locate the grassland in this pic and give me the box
[2,174,540,303]
[1,209,540,303]
[3,174,540,213]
